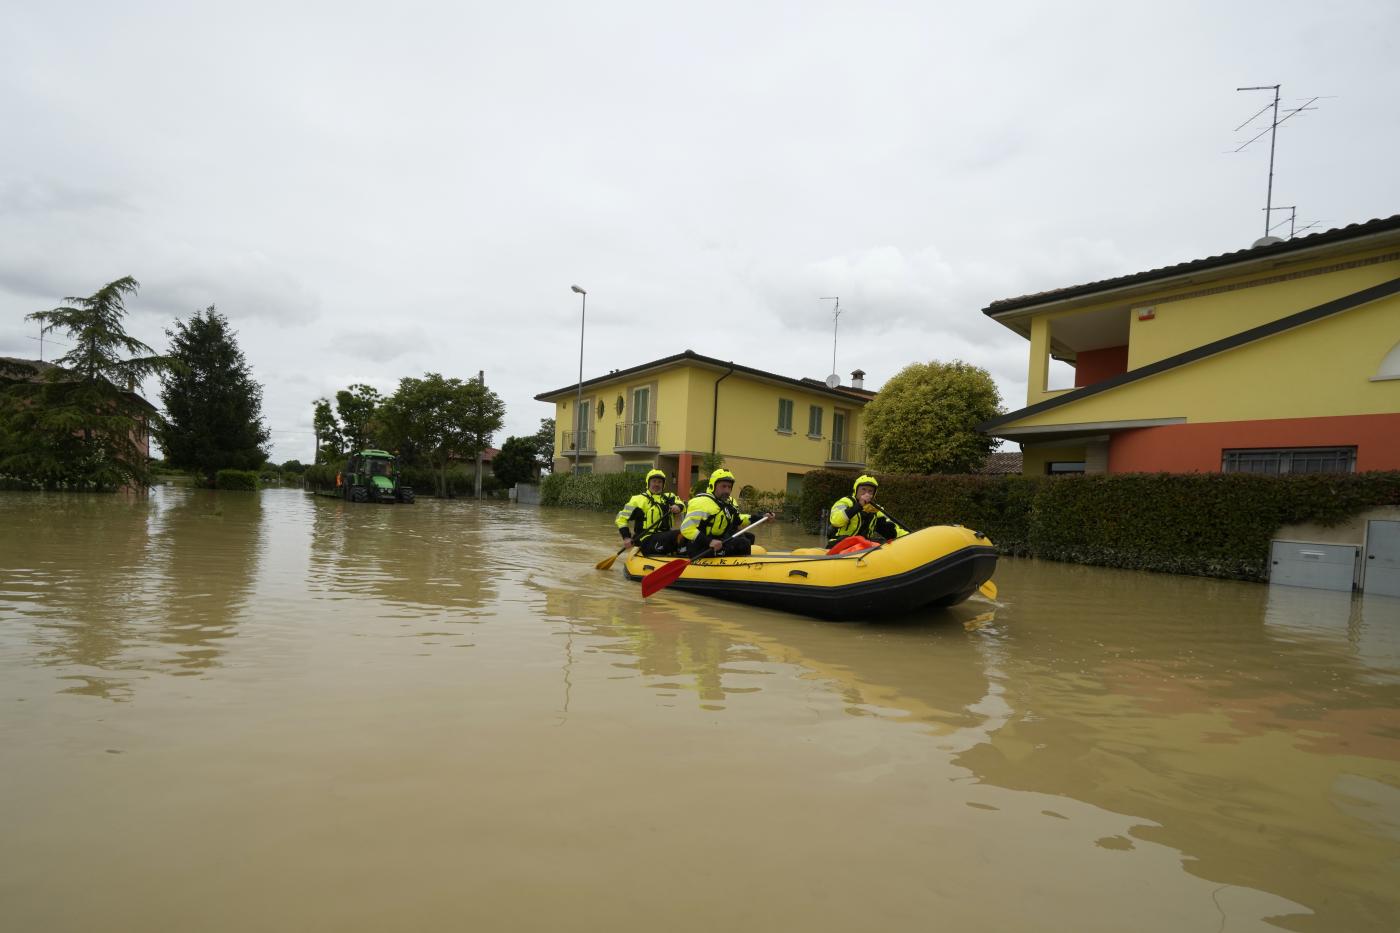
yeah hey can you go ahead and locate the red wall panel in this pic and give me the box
[1108,413,1400,473]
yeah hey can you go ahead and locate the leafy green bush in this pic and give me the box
[215,469,259,490]
[542,471,653,510]
[800,468,1400,580]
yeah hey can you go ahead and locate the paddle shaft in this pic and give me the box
[871,502,912,535]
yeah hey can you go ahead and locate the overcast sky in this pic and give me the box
[2,1,1397,463]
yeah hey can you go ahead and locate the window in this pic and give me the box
[1222,447,1356,474]
[624,462,652,473]
[777,398,794,432]
[573,464,593,475]
[808,405,823,437]
[630,386,651,445]
[1046,461,1085,475]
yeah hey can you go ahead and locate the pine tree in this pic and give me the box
[1,277,170,489]
[157,306,270,485]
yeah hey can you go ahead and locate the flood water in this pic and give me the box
[2,488,1398,932]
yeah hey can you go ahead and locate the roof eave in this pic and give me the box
[982,222,1400,323]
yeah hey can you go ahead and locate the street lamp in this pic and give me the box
[571,285,587,475]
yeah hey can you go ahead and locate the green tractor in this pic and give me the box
[341,449,415,504]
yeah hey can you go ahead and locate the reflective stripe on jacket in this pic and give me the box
[680,493,752,542]
[615,492,680,540]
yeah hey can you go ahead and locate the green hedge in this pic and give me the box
[303,462,506,497]
[214,469,260,491]
[541,471,645,510]
[801,468,1400,580]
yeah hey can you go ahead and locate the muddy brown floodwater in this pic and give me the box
[2,488,1398,931]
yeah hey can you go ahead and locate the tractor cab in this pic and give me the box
[342,450,415,504]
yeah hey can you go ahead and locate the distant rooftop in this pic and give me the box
[534,350,876,403]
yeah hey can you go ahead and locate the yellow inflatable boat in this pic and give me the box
[624,525,997,620]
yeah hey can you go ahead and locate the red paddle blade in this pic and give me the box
[641,558,691,598]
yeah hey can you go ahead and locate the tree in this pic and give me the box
[377,373,503,497]
[280,459,305,473]
[335,384,382,452]
[863,361,1002,474]
[0,277,170,489]
[530,418,556,474]
[156,306,270,486]
[493,435,539,487]
[312,398,343,463]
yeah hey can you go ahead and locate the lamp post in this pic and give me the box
[571,285,587,475]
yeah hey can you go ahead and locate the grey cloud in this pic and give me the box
[330,328,427,363]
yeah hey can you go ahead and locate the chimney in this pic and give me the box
[850,368,865,390]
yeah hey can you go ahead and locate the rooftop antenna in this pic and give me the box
[1266,205,1297,239]
[821,297,841,388]
[25,328,67,362]
[1232,84,1323,238]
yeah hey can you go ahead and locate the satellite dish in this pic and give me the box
[824,373,841,389]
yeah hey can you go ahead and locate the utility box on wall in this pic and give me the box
[1270,540,1360,592]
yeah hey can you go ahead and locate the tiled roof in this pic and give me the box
[983,214,1400,316]
[976,451,1024,474]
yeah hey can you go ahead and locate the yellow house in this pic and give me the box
[534,350,874,497]
[979,215,1400,475]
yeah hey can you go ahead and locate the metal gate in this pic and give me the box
[1364,520,1400,597]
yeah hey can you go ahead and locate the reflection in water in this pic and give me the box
[2,494,1399,931]
[957,559,1400,933]
[146,489,264,675]
[307,495,497,614]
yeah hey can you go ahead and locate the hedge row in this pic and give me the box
[540,471,792,516]
[800,468,1400,581]
[214,469,259,490]
[541,471,643,510]
[302,462,506,497]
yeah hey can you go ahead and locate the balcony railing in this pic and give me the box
[826,441,866,466]
[562,430,595,455]
[614,420,659,450]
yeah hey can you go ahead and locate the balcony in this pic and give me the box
[614,420,660,452]
[825,441,866,467]
[562,430,595,455]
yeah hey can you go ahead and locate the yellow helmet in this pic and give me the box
[853,474,879,496]
[707,468,736,493]
[645,468,666,487]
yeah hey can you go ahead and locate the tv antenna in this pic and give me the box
[26,327,68,362]
[1232,84,1324,238]
[1264,205,1320,240]
[821,297,841,387]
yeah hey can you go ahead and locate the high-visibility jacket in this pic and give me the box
[681,493,753,543]
[828,496,906,545]
[615,491,682,541]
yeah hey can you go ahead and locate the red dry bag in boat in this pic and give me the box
[827,535,878,555]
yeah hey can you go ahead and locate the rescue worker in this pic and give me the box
[616,469,684,556]
[680,468,775,558]
[827,474,908,548]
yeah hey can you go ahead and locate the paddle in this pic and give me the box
[641,516,770,598]
[596,543,635,571]
[874,501,997,600]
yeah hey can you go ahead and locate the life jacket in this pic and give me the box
[828,474,907,545]
[615,491,680,540]
[828,495,886,540]
[680,492,751,542]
